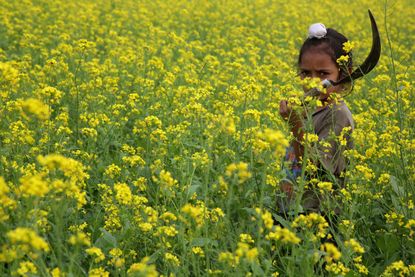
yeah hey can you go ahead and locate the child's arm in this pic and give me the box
[279,100,305,160]
[279,100,305,197]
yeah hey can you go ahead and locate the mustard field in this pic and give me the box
[0,0,414,276]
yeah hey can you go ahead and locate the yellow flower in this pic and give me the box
[155,226,178,237]
[122,155,146,167]
[18,174,49,198]
[86,247,105,263]
[381,260,412,276]
[37,154,89,182]
[154,170,178,189]
[355,165,374,180]
[304,133,319,144]
[243,109,261,125]
[245,247,259,262]
[336,55,349,64]
[139,222,153,232]
[69,231,91,247]
[133,177,148,191]
[192,247,205,257]
[89,267,110,277]
[104,164,122,179]
[355,263,369,275]
[81,127,98,139]
[114,183,132,205]
[50,267,64,277]
[181,203,208,226]
[109,248,125,268]
[0,61,19,87]
[225,162,251,184]
[218,252,239,267]
[317,181,333,193]
[342,41,355,53]
[191,150,211,168]
[16,261,37,276]
[37,86,63,104]
[385,212,405,226]
[292,213,329,238]
[254,208,274,231]
[405,219,415,236]
[300,77,323,91]
[219,114,236,135]
[160,212,177,223]
[325,261,350,276]
[127,257,158,277]
[164,252,180,266]
[320,243,342,262]
[266,175,279,187]
[0,177,9,195]
[254,128,289,157]
[0,177,16,221]
[266,226,301,244]
[20,98,50,120]
[239,233,254,244]
[210,207,225,223]
[345,239,365,254]
[7,227,49,252]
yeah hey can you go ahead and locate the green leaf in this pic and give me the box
[191,237,218,247]
[95,228,117,250]
[147,249,163,264]
[251,261,265,276]
[188,183,201,195]
[375,232,400,260]
[390,175,404,197]
[272,213,291,228]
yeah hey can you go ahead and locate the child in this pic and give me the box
[278,23,355,214]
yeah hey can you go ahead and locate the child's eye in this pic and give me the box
[319,71,329,76]
[299,70,310,77]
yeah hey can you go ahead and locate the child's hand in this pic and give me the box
[279,100,301,126]
[279,100,292,120]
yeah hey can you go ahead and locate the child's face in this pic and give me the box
[299,48,341,100]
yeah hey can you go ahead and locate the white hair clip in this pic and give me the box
[308,23,327,39]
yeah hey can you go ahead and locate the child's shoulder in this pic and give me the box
[313,100,352,118]
[332,101,352,116]
[331,101,354,128]
[313,101,354,129]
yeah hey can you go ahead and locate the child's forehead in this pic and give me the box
[300,50,337,68]
[300,43,336,62]
[303,43,333,55]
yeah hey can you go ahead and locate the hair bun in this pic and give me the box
[308,23,327,39]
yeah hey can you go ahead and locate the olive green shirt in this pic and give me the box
[313,100,354,176]
[302,100,354,212]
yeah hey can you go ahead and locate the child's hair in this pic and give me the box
[298,28,353,81]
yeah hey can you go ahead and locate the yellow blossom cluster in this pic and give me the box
[292,213,329,239]
[0,227,49,262]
